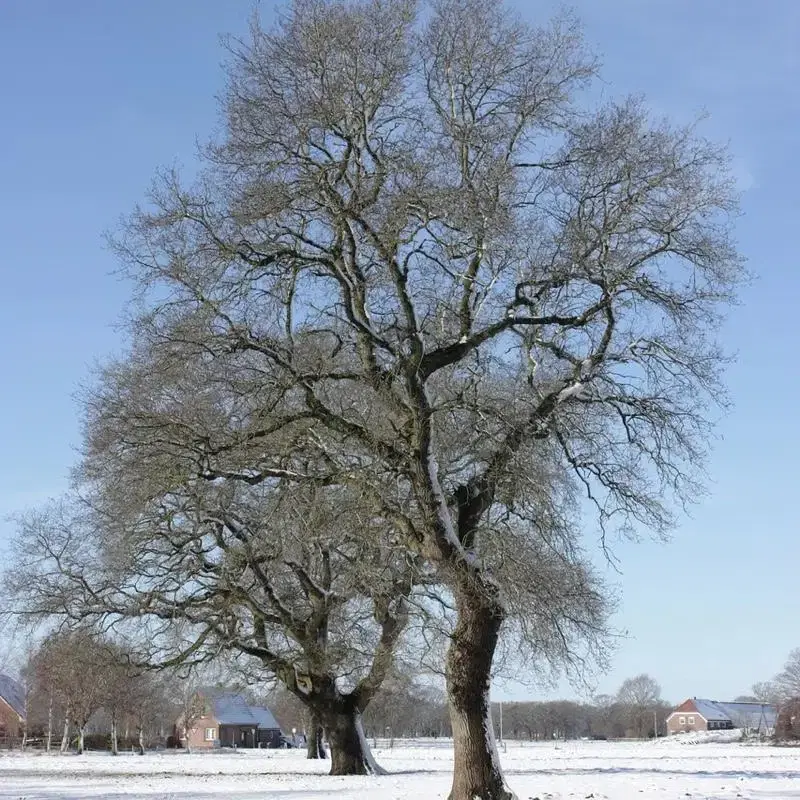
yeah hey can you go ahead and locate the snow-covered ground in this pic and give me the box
[1,738,799,799]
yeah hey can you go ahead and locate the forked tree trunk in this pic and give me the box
[290,679,387,773]
[446,582,515,800]
[323,707,368,776]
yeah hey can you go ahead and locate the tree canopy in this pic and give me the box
[2,1,744,796]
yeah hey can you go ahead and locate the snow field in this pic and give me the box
[1,738,799,799]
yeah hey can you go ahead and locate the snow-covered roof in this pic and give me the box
[212,694,257,724]
[691,699,731,722]
[717,702,777,730]
[0,673,25,719]
[248,705,280,731]
[210,693,280,730]
[689,699,776,729]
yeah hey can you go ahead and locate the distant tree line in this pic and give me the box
[261,671,669,742]
[9,624,671,752]
[492,698,672,741]
[260,674,453,743]
[490,673,669,741]
[17,631,179,754]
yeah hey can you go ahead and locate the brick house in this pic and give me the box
[666,698,776,736]
[178,693,283,749]
[0,674,25,744]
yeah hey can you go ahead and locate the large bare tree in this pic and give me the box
[9,0,743,795]
[106,0,739,795]
[616,673,662,738]
[7,477,416,774]
[5,295,604,776]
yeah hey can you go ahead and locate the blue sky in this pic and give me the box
[1,0,798,705]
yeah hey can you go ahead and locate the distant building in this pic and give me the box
[666,698,776,736]
[0,674,25,743]
[177,692,283,749]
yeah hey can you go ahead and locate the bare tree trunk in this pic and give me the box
[111,715,118,755]
[137,724,145,755]
[60,714,70,753]
[21,687,30,750]
[306,710,326,760]
[77,724,85,755]
[446,582,514,800]
[321,707,369,776]
[46,695,53,753]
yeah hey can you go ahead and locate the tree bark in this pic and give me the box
[77,724,86,755]
[60,714,70,753]
[137,725,145,755]
[446,581,515,800]
[21,687,29,750]
[306,710,326,759]
[321,706,369,776]
[111,716,118,755]
[46,695,53,753]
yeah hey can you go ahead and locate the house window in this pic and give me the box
[679,716,685,724]
[204,727,217,741]
[688,716,695,725]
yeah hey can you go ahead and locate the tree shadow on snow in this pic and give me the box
[0,786,363,800]
[504,766,800,781]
